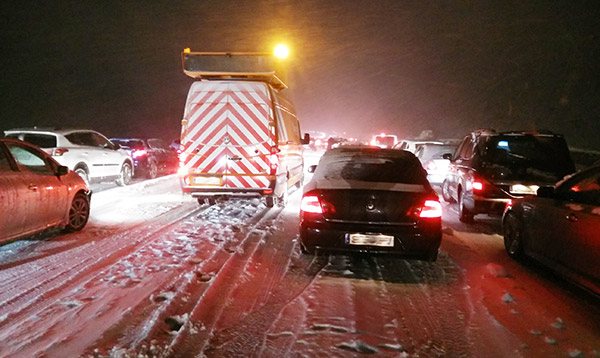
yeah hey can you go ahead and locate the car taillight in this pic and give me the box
[53,148,69,156]
[132,149,148,158]
[300,195,323,214]
[472,181,483,191]
[419,200,442,218]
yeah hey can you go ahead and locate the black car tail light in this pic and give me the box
[420,200,442,218]
[407,199,442,218]
[300,195,323,214]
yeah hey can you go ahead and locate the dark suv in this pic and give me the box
[110,138,178,179]
[441,129,576,222]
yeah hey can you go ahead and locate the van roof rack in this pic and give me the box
[181,50,288,90]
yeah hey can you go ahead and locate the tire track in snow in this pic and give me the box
[0,201,201,358]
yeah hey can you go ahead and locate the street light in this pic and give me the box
[273,44,289,59]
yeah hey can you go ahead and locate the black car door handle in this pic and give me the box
[566,213,579,222]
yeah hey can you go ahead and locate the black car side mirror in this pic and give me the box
[56,165,69,176]
[301,133,311,145]
[536,186,555,198]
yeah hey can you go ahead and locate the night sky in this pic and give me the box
[1,1,599,149]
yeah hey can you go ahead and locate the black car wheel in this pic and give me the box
[300,241,315,255]
[147,161,158,179]
[441,180,454,203]
[503,212,525,259]
[65,192,90,232]
[277,187,289,207]
[458,190,474,223]
[116,163,132,186]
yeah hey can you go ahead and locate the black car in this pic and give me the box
[110,138,178,179]
[441,129,576,222]
[299,147,442,261]
[502,165,600,296]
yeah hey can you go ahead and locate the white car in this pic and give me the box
[413,143,458,186]
[4,128,134,186]
[0,138,91,244]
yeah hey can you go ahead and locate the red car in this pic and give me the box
[0,138,91,244]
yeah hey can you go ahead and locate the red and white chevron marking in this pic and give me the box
[181,81,275,189]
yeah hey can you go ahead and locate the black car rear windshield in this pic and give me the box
[482,135,575,181]
[315,152,428,184]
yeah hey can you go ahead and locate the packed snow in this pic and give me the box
[0,152,598,357]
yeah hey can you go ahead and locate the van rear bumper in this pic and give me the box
[181,185,274,197]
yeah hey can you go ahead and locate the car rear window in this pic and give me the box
[112,139,145,149]
[5,133,58,148]
[482,135,576,181]
[315,152,428,184]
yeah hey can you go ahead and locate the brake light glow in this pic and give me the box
[132,149,148,158]
[53,148,69,156]
[178,166,188,176]
[300,195,323,214]
[472,181,483,191]
[419,200,442,218]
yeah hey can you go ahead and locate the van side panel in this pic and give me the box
[180,81,274,193]
[272,92,304,190]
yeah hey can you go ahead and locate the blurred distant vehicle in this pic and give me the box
[393,139,443,153]
[370,133,398,148]
[306,131,328,151]
[327,136,348,149]
[110,137,178,179]
[299,146,442,261]
[5,128,134,187]
[442,129,576,222]
[502,165,600,296]
[0,138,90,244]
[414,142,458,186]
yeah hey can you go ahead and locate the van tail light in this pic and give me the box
[300,195,323,214]
[132,149,148,158]
[52,148,69,156]
[178,165,188,176]
[419,200,443,218]
[269,147,279,173]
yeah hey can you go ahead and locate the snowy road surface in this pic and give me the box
[0,164,599,357]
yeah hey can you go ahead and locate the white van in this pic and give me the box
[178,51,309,207]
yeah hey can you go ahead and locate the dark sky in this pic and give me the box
[1,0,599,148]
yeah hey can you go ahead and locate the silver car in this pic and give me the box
[4,128,134,186]
[0,138,91,244]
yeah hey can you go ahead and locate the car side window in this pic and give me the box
[455,137,473,160]
[90,133,112,148]
[6,143,54,175]
[562,170,600,206]
[0,145,14,171]
[148,139,166,149]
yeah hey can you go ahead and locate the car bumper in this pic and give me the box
[300,218,441,259]
[472,195,512,216]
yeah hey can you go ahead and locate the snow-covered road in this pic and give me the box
[0,167,598,357]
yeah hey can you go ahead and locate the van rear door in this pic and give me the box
[181,81,274,191]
